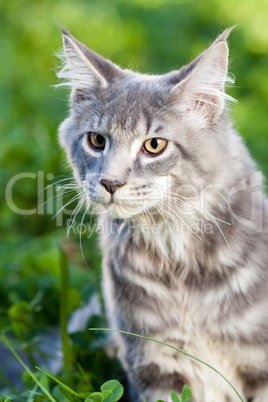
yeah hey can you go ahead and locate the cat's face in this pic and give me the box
[58,28,234,220]
[60,76,193,219]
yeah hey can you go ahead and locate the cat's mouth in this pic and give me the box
[91,193,157,220]
[100,202,141,219]
[84,181,162,219]
[105,197,149,219]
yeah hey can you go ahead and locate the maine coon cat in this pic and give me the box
[57,27,268,402]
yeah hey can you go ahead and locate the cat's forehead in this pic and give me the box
[91,75,171,137]
[104,75,168,111]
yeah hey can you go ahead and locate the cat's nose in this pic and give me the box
[99,179,126,194]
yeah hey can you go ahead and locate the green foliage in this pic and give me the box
[0,397,13,402]
[180,385,192,402]
[59,246,73,372]
[3,334,125,401]
[1,335,57,402]
[170,385,192,402]
[170,390,181,402]
[99,380,124,402]
[85,394,103,402]
[0,340,223,402]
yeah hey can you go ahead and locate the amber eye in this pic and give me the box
[143,138,167,155]
[88,132,106,150]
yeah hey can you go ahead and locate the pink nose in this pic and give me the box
[99,179,126,194]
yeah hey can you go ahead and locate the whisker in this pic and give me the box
[67,196,87,238]
[79,205,90,268]
[172,196,231,243]
[146,207,165,276]
[87,204,98,238]
[38,187,79,210]
[76,103,100,117]
[57,184,83,191]
[164,191,231,225]
[152,100,182,120]
[158,200,202,241]
[164,192,231,249]
[52,193,84,219]
[39,177,76,193]
[47,174,74,180]
[40,175,85,193]
[217,191,231,206]
[142,208,155,261]
[154,204,176,278]
[155,203,179,247]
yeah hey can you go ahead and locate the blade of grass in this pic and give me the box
[1,335,57,402]
[77,363,92,389]
[59,246,72,371]
[26,383,38,402]
[89,328,244,402]
[36,367,80,397]
[0,359,18,394]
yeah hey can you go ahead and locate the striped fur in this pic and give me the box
[58,28,268,402]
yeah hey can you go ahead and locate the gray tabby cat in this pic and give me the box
[57,27,268,402]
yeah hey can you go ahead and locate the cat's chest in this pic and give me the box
[102,223,238,336]
[104,248,215,335]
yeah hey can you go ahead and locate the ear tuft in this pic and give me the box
[56,32,107,94]
[55,28,124,101]
[212,25,237,45]
[173,36,236,124]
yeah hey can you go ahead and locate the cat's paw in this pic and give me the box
[166,397,172,402]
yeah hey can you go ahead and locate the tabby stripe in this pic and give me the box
[132,363,186,391]
[174,142,192,161]
[239,370,268,392]
[109,261,159,309]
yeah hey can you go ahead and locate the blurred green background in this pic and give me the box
[1,0,268,398]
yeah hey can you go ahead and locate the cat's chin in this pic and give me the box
[104,202,145,220]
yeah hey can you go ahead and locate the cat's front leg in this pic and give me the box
[128,359,187,402]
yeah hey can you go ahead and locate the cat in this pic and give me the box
[57,26,268,402]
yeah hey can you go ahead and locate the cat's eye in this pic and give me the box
[87,132,106,151]
[142,138,167,155]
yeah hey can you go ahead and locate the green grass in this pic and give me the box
[1,332,192,402]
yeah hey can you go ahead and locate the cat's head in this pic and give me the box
[58,28,235,220]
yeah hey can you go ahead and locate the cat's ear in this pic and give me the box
[173,29,235,125]
[57,28,123,101]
